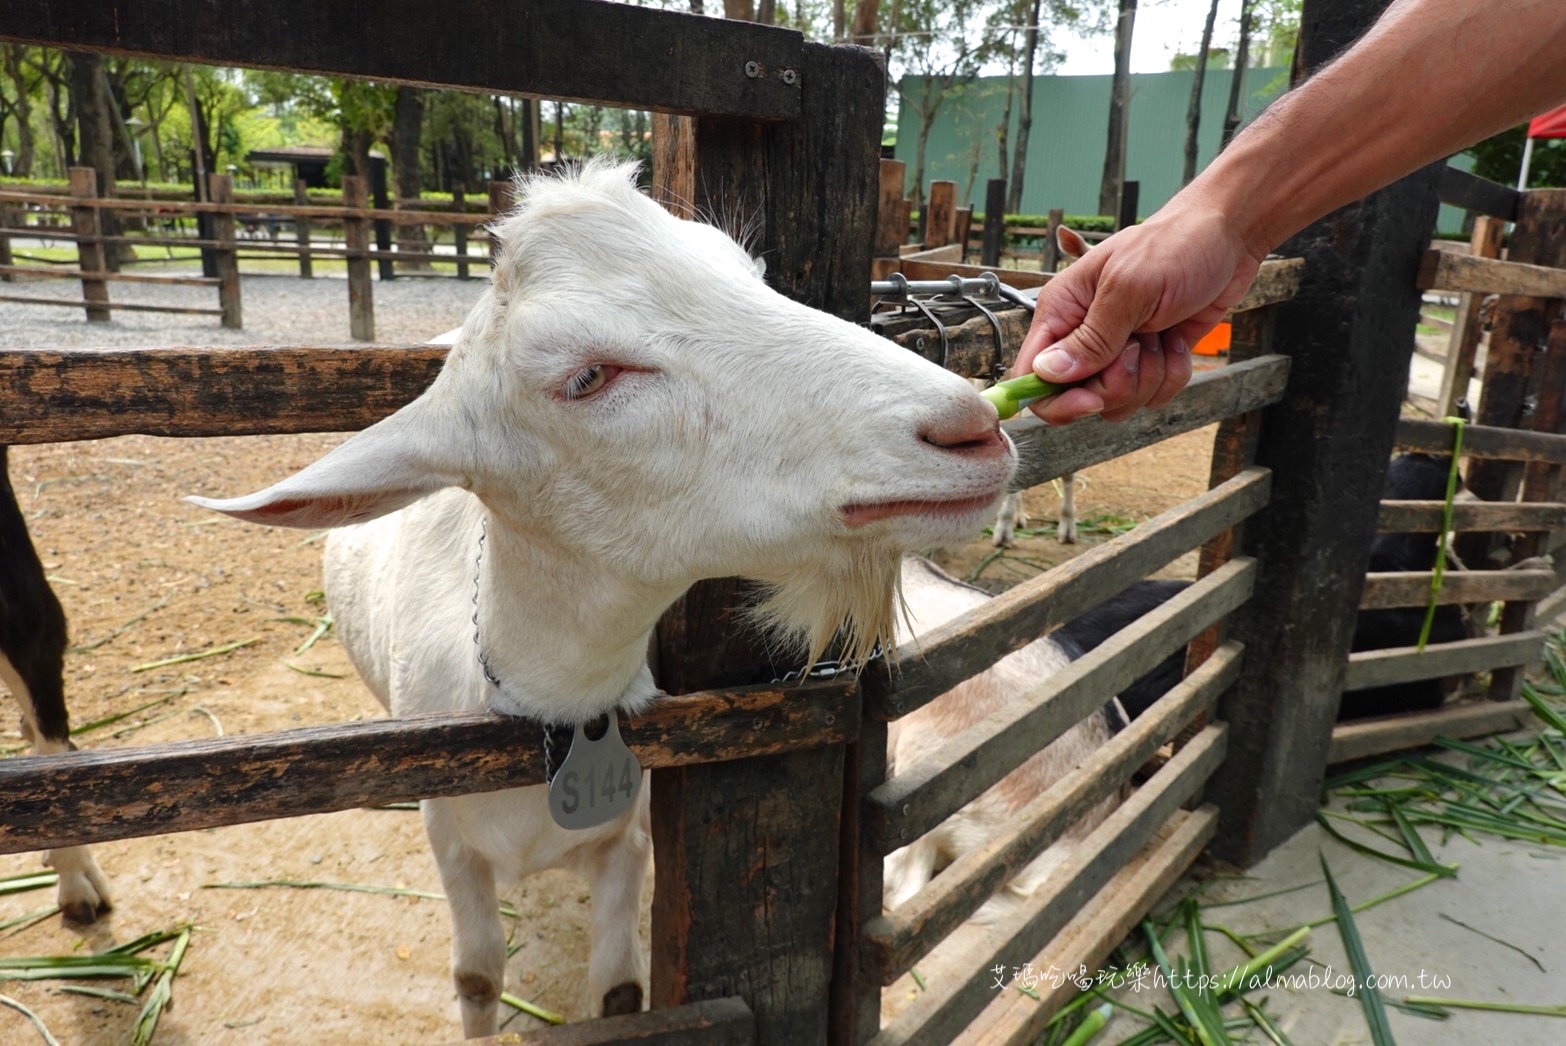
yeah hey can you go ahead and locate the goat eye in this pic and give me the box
[563,365,616,400]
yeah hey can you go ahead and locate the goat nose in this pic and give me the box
[919,411,1008,457]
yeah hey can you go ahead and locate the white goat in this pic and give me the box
[883,556,1121,922]
[191,162,1017,1037]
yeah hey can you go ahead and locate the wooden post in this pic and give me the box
[925,180,956,249]
[487,179,515,270]
[69,166,110,323]
[648,41,883,1046]
[980,178,1005,268]
[1043,207,1065,272]
[342,175,374,341]
[452,184,470,280]
[207,173,242,330]
[293,178,313,278]
[1436,216,1503,417]
[1116,180,1139,231]
[370,155,394,280]
[873,159,907,281]
[952,206,972,263]
[1460,189,1566,567]
[1205,0,1443,867]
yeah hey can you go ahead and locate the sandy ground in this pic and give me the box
[0,271,1220,1044]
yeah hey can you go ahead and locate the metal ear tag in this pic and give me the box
[548,715,642,830]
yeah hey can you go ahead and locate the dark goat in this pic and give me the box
[1056,579,1191,722]
[1340,452,1467,720]
[0,447,112,922]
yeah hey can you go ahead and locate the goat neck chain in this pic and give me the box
[470,516,598,783]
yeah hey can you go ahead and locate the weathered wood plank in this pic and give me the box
[866,642,1242,983]
[925,181,957,249]
[1438,165,1520,222]
[953,807,1218,1046]
[1344,630,1545,690]
[1328,699,1532,765]
[1008,356,1290,488]
[0,345,447,444]
[1359,569,1557,609]
[869,727,1227,1046]
[0,680,855,855]
[889,258,1051,289]
[70,167,110,323]
[0,264,220,286]
[0,0,803,120]
[457,997,755,1046]
[875,159,909,258]
[865,559,1253,855]
[1437,216,1504,418]
[1397,417,1566,465]
[1377,499,1566,533]
[0,189,494,225]
[209,173,242,329]
[1418,249,1566,299]
[862,469,1271,721]
[1231,257,1304,314]
[0,296,224,317]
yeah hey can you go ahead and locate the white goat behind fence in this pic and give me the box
[883,557,1121,922]
[192,161,1018,1037]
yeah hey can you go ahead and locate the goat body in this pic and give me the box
[883,557,1120,923]
[0,447,111,923]
[194,163,1016,1037]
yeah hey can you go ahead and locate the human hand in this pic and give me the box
[1013,201,1264,424]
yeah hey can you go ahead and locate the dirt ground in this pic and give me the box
[0,284,1219,1044]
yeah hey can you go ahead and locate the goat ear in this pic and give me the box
[1056,226,1089,260]
[186,400,465,529]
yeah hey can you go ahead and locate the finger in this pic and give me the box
[1032,272,1148,384]
[1026,386,1106,426]
[1013,262,1097,377]
[1146,329,1193,411]
[1101,335,1165,422]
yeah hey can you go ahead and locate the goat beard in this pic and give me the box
[747,544,903,675]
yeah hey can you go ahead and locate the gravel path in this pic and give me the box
[0,268,489,347]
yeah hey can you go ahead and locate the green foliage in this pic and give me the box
[1467,124,1566,189]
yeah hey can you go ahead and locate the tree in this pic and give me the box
[392,86,431,269]
[0,46,38,176]
[1097,0,1136,217]
[1469,125,1566,190]
[1006,0,1043,212]
[65,51,124,266]
[1181,0,1220,186]
[1221,0,1254,148]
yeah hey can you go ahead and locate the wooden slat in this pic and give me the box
[1418,249,1566,299]
[865,560,1254,855]
[899,243,963,263]
[865,642,1242,983]
[862,469,1271,721]
[0,0,803,120]
[1438,216,1506,418]
[0,295,222,316]
[0,679,855,855]
[1397,417,1566,465]
[1230,256,1304,313]
[0,264,220,286]
[0,344,447,444]
[954,807,1218,1046]
[869,726,1227,1046]
[457,996,754,1045]
[1009,355,1291,487]
[1377,499,1566,533]
[1328,699,1532,764]
[1537,583,1566,627]
[1344,630,1545,690]
[0,190,493,225]
[1438,166,1520,222]
[1359,568,1558,609]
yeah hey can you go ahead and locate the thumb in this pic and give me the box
[1032,282,1145,383]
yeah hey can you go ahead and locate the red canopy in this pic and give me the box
[1528,104,1566,139]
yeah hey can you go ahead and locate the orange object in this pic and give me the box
[1192,321,1231,356]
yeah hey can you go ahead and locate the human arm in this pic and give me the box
[1018,0,1566,424]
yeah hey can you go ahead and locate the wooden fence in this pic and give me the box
[0,0,1558,1043]
[0,174,495,339]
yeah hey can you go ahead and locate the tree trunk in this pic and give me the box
[1181,0,1220,185]
[832,0,844,39]
[1007,0,1043,213]
[723,0,755,19]
[518,97,539,172]
[391,85,431,271]
[553,101,565,162]
[850,0,879,43]
[757,0,776,22]
[1097,0,1137,217]
[1221,0,1254,148]
[3,46,35,176]
[66,50,124,269]
[995,54,1014,185]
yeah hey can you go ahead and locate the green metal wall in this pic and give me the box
[893,67,1290,218]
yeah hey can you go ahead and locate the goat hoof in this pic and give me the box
[60,896,109,925]
[601,982,643,1016]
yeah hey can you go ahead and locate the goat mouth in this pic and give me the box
[839,493,1000,529]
